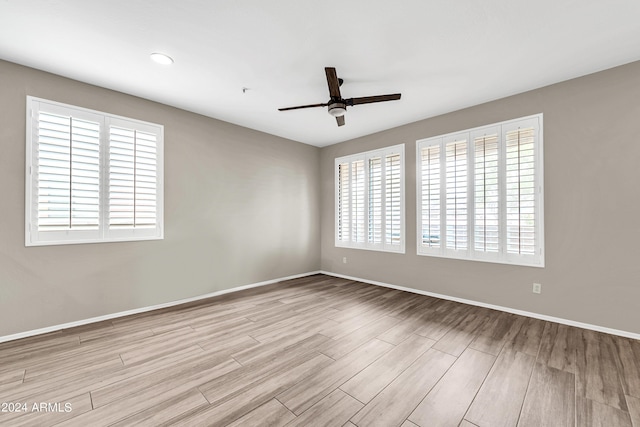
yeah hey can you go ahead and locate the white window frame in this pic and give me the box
[335,144,405,253]
[25,96,164,246]
[416,114,544,267]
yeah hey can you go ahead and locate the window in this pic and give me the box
[25,97,164,246]
[336,144,405,253]
[417,114,543,267]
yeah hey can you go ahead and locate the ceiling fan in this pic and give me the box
[278,67,401,127]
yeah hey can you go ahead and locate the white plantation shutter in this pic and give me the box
[26,97,163,246]
[445,138,468,253]
[335,144,404,253]
[70,118,101,230]
[351,160,366,243]
[337,159,367,245]
[505,124,537,258]
[36,112,101,232]
[419,143,441,250]
[108,124,158,230]
[135,132,158,227]
[109,127,135,228]
[473,130,500,256]
[385,153,402,246]
[368,157,382,244]
[36,111,72,231]
[417,114,543,266]
[337,162,350,242]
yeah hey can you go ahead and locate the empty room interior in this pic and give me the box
[1,1,640,426]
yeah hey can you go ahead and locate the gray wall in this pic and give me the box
[0,60,320,337]
[2,57,639,339]
[320,60,640,334]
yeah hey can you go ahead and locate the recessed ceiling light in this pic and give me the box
[150,52,174,65]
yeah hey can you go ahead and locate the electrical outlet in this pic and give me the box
[342,257,347,264]
[532,283,542,294]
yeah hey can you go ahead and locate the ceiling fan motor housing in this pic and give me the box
[328,102,346,117]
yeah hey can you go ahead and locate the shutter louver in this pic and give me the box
[37,112,100,231]
[506,127,536,255]
[385,153,401,246]
[337,162,350,242]
[474,134,499,253]
[109,127,158,229]
[368,157,382,244]
[420,145,441,248]
[445,140,468,251]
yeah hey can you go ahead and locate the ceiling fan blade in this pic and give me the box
[325,67,342,99]
[336,115,345,127]
[278,102,328,111]
[347,93,401,106]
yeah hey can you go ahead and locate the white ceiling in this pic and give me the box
[1,1,640,147]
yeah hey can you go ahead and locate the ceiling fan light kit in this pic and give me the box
[328,102,346,117]
[278,67,401,127]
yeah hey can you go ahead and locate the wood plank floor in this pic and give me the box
[0,274,638,426]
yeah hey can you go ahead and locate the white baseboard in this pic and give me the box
[0,271,321,344]
[320,271,640,341]
[5,270,637,345]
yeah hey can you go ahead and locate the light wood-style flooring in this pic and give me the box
[0,274,639,426]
